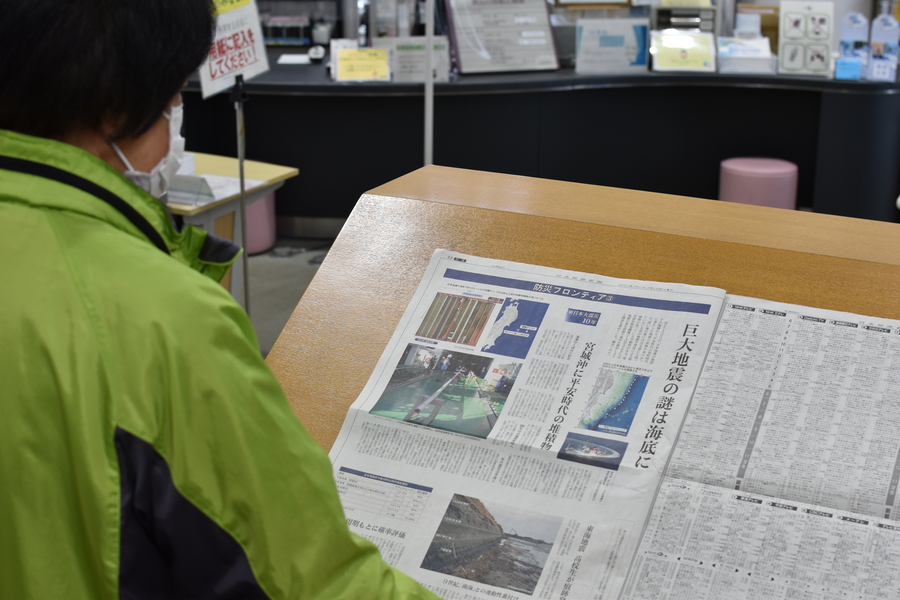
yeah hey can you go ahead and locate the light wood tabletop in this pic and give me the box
[266,166,900,450]
[167,152,299,217]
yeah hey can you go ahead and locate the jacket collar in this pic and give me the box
[0,129,240,282]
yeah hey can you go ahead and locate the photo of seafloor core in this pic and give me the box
[369,345,521,438]
[416,293,500,346]
[421,494,561,595]
[577,368,648,436]
[557,431,629,470]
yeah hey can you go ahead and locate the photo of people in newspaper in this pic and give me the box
[368,344,522,438]
[421,494,561,595]
[557,431,629,470]
[577,368,648,436]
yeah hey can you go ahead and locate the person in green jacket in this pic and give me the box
[0,1,441,598]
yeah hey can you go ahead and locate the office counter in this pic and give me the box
[184,53,900,225]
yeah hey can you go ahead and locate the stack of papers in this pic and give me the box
[718,36,777,73]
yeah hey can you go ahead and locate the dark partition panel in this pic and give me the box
[184,61,900,222]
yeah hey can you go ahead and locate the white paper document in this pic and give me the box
[669,295,900,520]
[325,253,900,599]
[200,174,266,201]
[277,53,311,65]
[446,0,558,73]
[624,478,900,599]
[371,36,452,82]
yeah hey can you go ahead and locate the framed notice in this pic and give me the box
[650,30,716,72]
[777,0,834,77]
[335,48,391,81]
[445,0,558,73]
[371,37,452,82]
[199,0,270,98]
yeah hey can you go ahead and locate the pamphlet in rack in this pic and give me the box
[328,250,900,599]
[575,19,650,75]
[444,0,558,73]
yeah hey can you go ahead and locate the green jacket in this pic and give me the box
[0,129,439,600]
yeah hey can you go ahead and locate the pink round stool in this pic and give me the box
[245,192,277,255]
[719,157,798,209]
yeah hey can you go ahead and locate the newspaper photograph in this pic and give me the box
[327,250,726,600]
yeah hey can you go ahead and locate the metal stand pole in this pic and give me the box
[424,0,435,165]
[230,75,251,317]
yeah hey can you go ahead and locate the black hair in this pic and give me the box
[0,0,216,140]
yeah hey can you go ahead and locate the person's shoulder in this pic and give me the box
[87,228,287,438]
[67,220,258,362]
[106,227,235,303]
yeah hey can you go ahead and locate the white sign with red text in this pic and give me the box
[199,0,270,98]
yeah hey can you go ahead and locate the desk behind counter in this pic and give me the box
[168,152,298,307]
[183,50,900,225]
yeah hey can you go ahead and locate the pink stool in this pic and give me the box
[245,192,277,255]
[719,157,798,209]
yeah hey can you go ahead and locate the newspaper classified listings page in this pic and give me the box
[326,250,726,600]
[625,295,900,599]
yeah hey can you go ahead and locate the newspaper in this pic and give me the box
[623,295,900,599]
[327,252,900,599]
[668,295,900,520]
[328,250,725,600]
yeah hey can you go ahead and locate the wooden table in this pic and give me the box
[266,166,900,451]
[168,152,298,306]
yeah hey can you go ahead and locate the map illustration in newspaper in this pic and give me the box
[480,298,550,359]
[577,369,648,436]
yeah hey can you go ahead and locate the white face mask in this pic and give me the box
[110,103,185,199]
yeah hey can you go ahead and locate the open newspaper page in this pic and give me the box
[327,250,725,600]
[624,295,900,599]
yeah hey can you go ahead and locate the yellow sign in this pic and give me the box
[651,31,716,72]
[336,48,391,81]
[213,0,252,15]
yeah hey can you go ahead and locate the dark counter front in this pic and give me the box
[183,50,900,223]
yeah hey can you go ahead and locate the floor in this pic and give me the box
[246,237,332,356]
